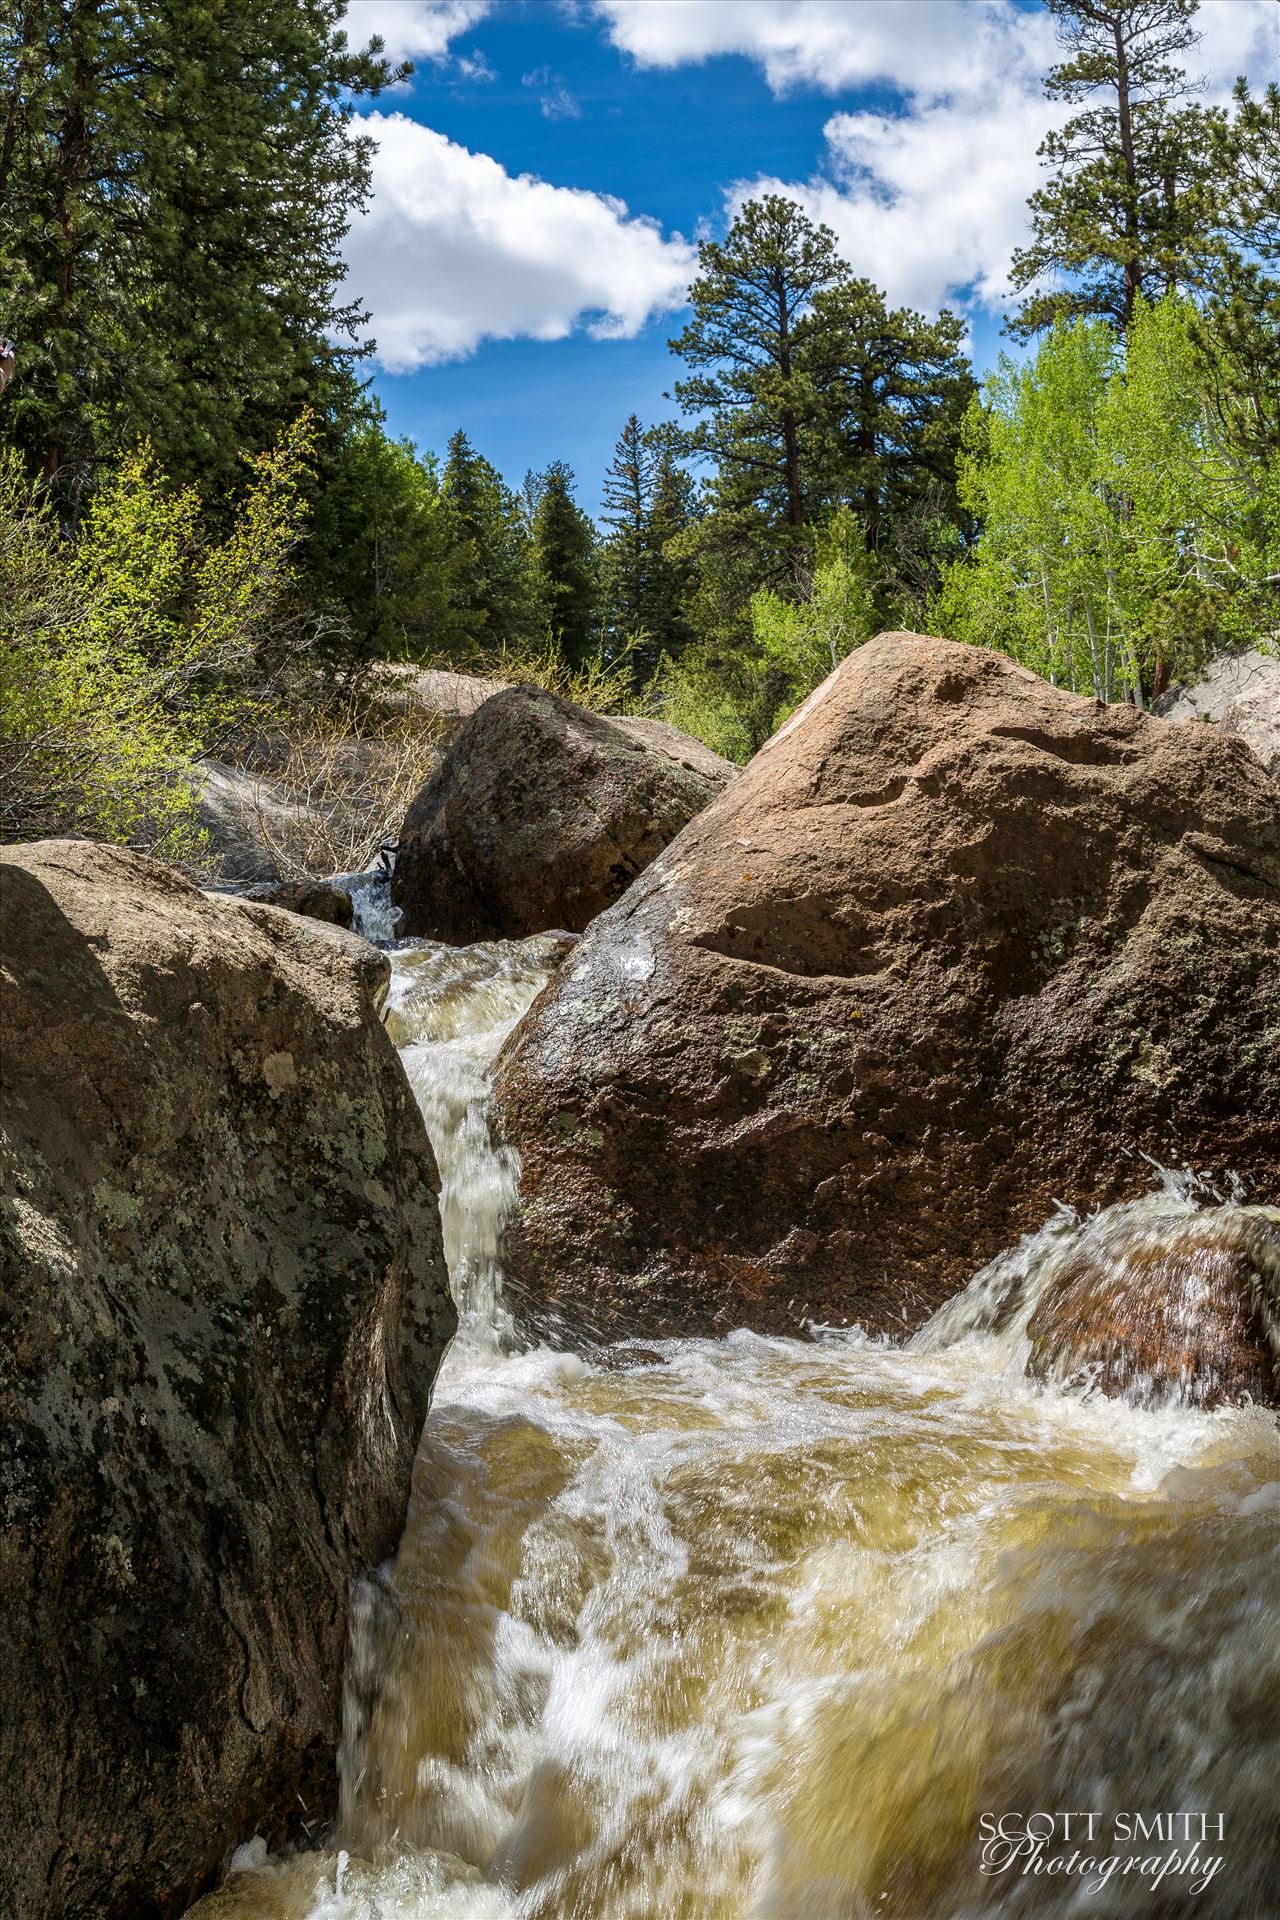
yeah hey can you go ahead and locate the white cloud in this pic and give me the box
[540,85,582,120]
[456,49,497,83]
[1196,0,1280,92]
[522,65,582,119]
[591,0,1276,99]
[342,0,492,67]
[684,0,1277,321]
[345,115,697,371]
[341,0,1277,373]
[742,86,1055,318]
[590,0,1052,98]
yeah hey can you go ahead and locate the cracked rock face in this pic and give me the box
[390,686,736,942]
[493,633,1280,1344]
[0,842,454,1920]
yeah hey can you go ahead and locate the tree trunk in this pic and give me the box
[775,270,804,535]
[1113,16,1142,330]
[44,2,101,480]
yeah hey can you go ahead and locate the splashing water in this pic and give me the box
[191,940,1280,1920]
[332,868,404,946]
[385,935,573,1349]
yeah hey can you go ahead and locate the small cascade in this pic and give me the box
[331,866,404,946]
[384,935,570,1347]
[914,1170,1280,1410]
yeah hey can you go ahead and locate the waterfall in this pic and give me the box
[191,940,1280,1920]
[383,935,568,1348]
[331,867,404,947]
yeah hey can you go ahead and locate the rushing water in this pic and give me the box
[332,867,404,947]
[193,938,1280,1920]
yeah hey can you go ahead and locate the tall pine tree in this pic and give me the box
[600,414,654,641]
[441,430,531,648]
[1007,0,1212,337]
[0,0,396,499]
[599,417,695,680]
[669,196,844,574]
[528,461,598,669]
[809,281,974,555]
[1192,82,1280,468]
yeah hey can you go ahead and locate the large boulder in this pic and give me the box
[1152,645,1279,724]
[1024,1207,1280,1409]
[379,664,511,735]
[493,633,1280,1344]
[0,841,454,1919]
[1154,646,1280,783]
[391,686,736,942]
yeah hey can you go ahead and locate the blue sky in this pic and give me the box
[340,0,1278,515]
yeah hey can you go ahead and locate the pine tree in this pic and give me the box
[641,443,695,666]
[599,418,696,680]
[441,430,531,648]
[0,0,398,500]
[1192,82,1280,467]
[302,425,480,672]
[528,461,598,670]
[600,415,653,637]
[669,195,844,570]
[809,281,975,554]
[1008,0,1212,338]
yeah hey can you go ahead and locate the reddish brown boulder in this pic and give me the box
[493,632,1280,1343]
[1024,1208,1280,1408]
[390,687,735,942]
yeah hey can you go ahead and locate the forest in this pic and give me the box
[1,0,1276,857]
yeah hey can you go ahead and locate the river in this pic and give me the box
[191,932,1280,1920]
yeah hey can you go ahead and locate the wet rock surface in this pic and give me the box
[494,632,1280,1343]
[0,841,454,1920]
[391,686,735,941]
[1024,1208,1280,1408]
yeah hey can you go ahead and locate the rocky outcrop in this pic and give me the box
[381,664,511,735]
[192,758,325,883]
[493,633,1280,1344]
[1222,681,1280,784]
[1155,646,1280,783]
[0,841,454,1920]
[1024,1207,1280,1409]
[1152,645,1279,724]
[239,876,355,928]
[391,687,736,942]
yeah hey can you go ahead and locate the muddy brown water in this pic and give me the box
[191,938,1280,1920]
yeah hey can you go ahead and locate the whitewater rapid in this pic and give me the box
[192,935,1280,1920]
